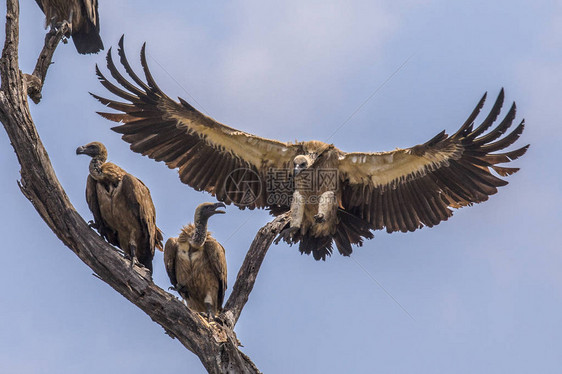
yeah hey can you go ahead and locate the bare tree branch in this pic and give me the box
[24,22,69,103]
[0,1,280,372]
[222,214,289,327]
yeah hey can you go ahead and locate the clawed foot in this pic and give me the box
[53,20,71,42]
[275,226,299,244]
[128,244,139,269]
[198,311,216,323]
[314,213,326,223]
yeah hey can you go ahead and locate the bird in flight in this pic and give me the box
[93,38,528,260]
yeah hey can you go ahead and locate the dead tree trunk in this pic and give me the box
[0,1,288,372]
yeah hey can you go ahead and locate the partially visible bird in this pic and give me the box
[35,0,104,54]
[76,141,163,272]
[164,202,227,320]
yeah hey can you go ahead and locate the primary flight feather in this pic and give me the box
[93,38,528,260]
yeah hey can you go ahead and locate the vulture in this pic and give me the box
[35,0,104,54]
[93,40,529,261]
[76,141,163,271]
[164,202,227,319]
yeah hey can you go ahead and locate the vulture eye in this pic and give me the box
[300,162,306,168]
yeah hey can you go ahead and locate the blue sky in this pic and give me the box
[1,0,561,373]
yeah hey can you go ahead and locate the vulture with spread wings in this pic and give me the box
[93,39,528,260]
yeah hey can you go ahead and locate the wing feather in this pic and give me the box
[121,174,163,257]
[164,237,179,288]
[86,175,119,246]
[205,239,228,309]
[93,40,302,209]
[340,91,528,234]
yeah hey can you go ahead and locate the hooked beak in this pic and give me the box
[213,202,226,214]
[76,145,87,155]
[294,166,303,177]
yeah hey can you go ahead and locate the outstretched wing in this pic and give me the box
[93,37,302,209]
[339,90,528,233]
[164,237,179,289]
[85,175,119,246]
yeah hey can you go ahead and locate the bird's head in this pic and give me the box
[293,154,315,176]
[76,142,108,161]
[195,202,226,222]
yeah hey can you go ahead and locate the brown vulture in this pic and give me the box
[35,0,104,54]
[92,39,529,261]
[76,141,163,271]
[164,202,227,319]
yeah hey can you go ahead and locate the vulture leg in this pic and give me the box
[205,304,213,321]
[55,20,71,43]
[276,190,305,243]
[276,226,299,245]
[204,293,214,321]
[290,191,306,229]
[314,191,336,224]
[128,243,138,269]
[54,10,73,42]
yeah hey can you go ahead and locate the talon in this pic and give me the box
[198,311,214,323]
[129,244,138,269]
[206,303,214,322]
[275,226,299,244]
[314,213,326,223]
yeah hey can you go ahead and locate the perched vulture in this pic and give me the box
[93,40,529,261]
[164,202,227,319]
[76,141,163,271]
[35,0,104,54]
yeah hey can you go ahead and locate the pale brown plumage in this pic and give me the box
[164,203,227,319]
[93,39,529,260]
[77,141,163,271]
[35,0,103,54]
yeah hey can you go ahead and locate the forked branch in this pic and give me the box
[0,1,277,372]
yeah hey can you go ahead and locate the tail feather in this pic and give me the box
[72,29,104,54]
[299,235,333,261]
[275,209,374,260]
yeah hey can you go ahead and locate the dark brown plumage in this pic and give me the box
[164,203,227,319]
[35,0,103,54]
[93,39,529,261]
[76,141,163,271]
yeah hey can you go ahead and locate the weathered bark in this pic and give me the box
[221,216,288,327]
[24,21,69,103]
[0,1,285,372]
